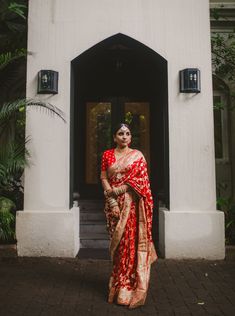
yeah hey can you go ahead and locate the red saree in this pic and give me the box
[101,149,158,309]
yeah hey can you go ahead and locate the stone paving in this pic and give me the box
[0,252,235,316]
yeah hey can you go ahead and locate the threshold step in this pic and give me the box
[77,248,110,260]
[78,201,104,209]
[80,239,109,249]
[79,207,104,212]
[80,232,109,239]
[80,212,106,221]
[80,223,107,234]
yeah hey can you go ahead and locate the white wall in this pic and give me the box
[24,0,215,212]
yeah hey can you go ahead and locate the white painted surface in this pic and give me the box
[16,207,80,257]
[159,208,225,259]
[18,0,225,258]
[24,0,215,212]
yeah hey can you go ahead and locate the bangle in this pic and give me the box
[107,197,118,208]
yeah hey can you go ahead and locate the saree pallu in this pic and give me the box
[103,149,158,309]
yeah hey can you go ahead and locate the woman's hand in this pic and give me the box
[104,185,130,198]
[112,185,129,197]
[111,205,121,219]
[104,189,113,198]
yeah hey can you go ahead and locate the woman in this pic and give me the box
[100,123,158,309]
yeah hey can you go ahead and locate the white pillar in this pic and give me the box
[16,0,81,257]
[16,207,80,257]
[159,209,224,259]
[157,0,225,259]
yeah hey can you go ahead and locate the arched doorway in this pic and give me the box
[70,33,169,248]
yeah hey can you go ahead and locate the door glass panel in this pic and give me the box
[124,102,150,168]
[86,102,111,184]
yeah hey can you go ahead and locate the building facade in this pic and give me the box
[16,0,225,259]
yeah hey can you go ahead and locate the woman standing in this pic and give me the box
[100,123,158,309]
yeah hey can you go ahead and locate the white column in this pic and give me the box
[158,209,224,259]
[158,0,225,259]
[16,0,80,257]
[16,207,80,257]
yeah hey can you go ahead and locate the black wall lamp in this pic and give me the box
[38,70,58,94]
[180,68,201,93]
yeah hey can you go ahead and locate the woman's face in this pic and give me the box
[114,127,131,148]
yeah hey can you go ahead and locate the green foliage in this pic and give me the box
[0,0,28,53]
[213,100,225,111]
[0,98,66,130]
[0,97,66,224]
[217,196,235,245]
[125,111,133,125]
[211,7,235,90]
[0,48,26,71]
[0,138,30,192]
[211,32,235,83]
[0,98,66,234]
[8,2,27,20]
[0,196,15,242]
[211,8,220,21]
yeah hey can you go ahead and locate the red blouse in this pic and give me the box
[101,149,116,171]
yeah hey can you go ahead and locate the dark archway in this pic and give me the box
[70,33,169,246]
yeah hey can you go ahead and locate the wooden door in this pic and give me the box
[79,98,150,198]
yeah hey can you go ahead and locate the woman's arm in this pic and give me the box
[101,170,129,196]
[100,151,130,197]
[105,184,130,198]
[101,178,112,193]
[101,174,120,218]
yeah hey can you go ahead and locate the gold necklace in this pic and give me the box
[114,148,131,179]
[115,147,130,158]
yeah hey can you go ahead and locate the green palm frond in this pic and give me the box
[0,98,66,124]
[0,98,66,141]
[26,99,66,123]
[0,49,26,71]
[8,2,27,20]
[0,138,30,189]
[0,165,6,179]
[0,99,24,139]
[0,137,30,168]
[0,98,25,121]
[0,98,66,186]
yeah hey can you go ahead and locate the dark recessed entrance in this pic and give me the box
[70,33,169,215]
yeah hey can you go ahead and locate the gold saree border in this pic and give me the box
[109,192,132,261]
[108,196,158,309]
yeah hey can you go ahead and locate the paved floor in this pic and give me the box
[0,252,235,316]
